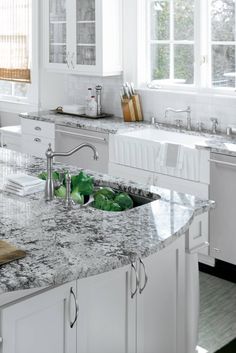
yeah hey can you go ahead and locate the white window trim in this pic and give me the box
[123,0,236,98]
[0,0,39,113]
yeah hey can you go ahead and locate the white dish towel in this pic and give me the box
[159,142,184,170]
[5,173,45,196]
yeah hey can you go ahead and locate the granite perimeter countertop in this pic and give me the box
[0,149,213,294]
[20,111,236,157]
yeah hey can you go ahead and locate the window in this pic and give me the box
[148,0,236,90]
[0,0,37,102]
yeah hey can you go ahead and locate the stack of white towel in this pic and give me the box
[5,173,45,196]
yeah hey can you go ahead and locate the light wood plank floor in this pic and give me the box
[198,272,236,353]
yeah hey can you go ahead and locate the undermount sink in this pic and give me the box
[120,128,207,149]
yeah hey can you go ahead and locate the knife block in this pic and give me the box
[121,99,136,122]
[132,94,143,121]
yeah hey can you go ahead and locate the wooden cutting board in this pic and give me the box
[0,240,26,266]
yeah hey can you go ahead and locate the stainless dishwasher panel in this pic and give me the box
[55,125,109,173]
[209,152,236,265]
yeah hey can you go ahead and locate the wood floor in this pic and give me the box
[198,272,236,353]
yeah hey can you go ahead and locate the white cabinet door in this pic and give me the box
[0,282,77,353]
[136,236,186,353]
[77,266,128,353]
[43,0,122,76]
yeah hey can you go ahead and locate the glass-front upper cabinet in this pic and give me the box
[49,0,67,65]
[43,0,122,76]
[76,0,96,66]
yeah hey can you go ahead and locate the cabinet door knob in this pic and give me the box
[34,126,42,131]
[139,258,148,294]
[130,262,139,299]
[34,138,41,143]
[70,287,79,328]
[213,248,221,253]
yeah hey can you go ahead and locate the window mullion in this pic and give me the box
[170,0,174,81]
[194,0,201,88]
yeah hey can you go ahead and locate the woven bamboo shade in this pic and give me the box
[0,0,31,83]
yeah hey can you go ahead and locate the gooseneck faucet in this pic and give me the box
[45,143,99,201]
[165,106,191,130]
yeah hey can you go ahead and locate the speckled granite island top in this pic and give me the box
[0,149,214,294]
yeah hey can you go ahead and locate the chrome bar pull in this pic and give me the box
[139,258,148,294]
[130,262,139,299]
[209,159,236,168]
[70,287,79,328]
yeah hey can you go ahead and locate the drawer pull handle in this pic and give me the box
[209,159,236,168]
[139,258,148,294]
[56,129,107,142]
[70,287,78,328]
[34,138,41,143]
[34,126,42,131]
[130,262,139,299]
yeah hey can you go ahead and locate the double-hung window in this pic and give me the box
[147,0,236,91]
[0,0,37,104]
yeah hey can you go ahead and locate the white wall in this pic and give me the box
[39,71,123,117]
[139,89,236,132]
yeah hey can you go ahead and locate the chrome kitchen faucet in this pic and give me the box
[165,106,191,130]
[45,143,99,201]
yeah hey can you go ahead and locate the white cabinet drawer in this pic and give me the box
[22,134,55,158]
[186,213,209,254]
[21,118,55,139]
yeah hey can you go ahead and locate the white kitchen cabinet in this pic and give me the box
[55,125,109,173]
[21,118,55,158]
[0,126,22,153]
[43,0,122,76]
[129,237,186,353]
[109,163,210,260]
[0,242,186,353]
[77,266,128,353]
[0,281,77,353]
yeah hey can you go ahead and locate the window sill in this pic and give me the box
[0,98,38,114]
[138,85,236,99]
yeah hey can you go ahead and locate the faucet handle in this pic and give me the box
[175,119,183,128]
[65,173,75,208]
[210,117,218,124]
[196,121,204,132]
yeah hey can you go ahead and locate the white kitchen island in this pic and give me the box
[0,148,214,353]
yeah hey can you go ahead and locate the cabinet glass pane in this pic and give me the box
[49,0,66,21]
[50,23,66,44]
[77,0,95,21]
[77,46,96,65]
[77,23,95,44]
[49,45,67,63]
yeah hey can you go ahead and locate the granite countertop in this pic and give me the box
[20,111,149,134]
[0,149,213,294]
[20,111,236,157]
